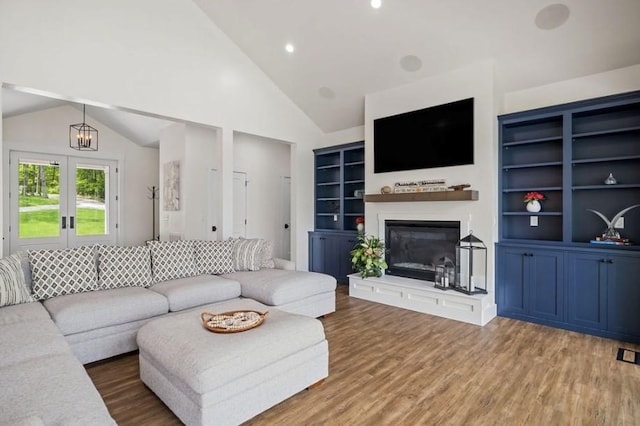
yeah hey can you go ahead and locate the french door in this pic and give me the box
[9,151,118,253]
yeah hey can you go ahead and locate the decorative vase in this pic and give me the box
[356,223,364,233]
[364,268,382,278]
[526,200,542,213]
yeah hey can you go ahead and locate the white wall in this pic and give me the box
[322,126,364,149]
[503,64,640,114]
[233,132,291,258]
[2,105,160,252]
[0,0,322,267]
[364,61,498,292]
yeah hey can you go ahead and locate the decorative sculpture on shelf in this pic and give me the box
[604,173,617,185]
[586,204,640,240]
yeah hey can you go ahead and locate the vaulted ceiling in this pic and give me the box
[3,1,640,139]
[194,0,640,133]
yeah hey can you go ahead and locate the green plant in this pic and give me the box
[350,234,388,278]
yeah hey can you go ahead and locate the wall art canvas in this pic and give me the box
[163,160,180,211]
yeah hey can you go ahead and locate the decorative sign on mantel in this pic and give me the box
[393,179,448,193]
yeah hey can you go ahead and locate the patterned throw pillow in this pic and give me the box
[147,240,198,282]
[29,246,98,300]
[97,245,153,289]
[192,240,235,275]
[258,239,276,269]
[0,254,35,307]
[230,238,263,271]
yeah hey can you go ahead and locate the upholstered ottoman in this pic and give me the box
[137,298,328,426]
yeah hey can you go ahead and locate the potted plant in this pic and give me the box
[350,234,388,278]
[524,191,545,212]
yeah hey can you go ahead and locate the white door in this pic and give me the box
[9,151,118,253]
[280,176,291,259]
[232,171,247,238]
[208,168,219,241]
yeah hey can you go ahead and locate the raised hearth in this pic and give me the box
[348,273,496,326]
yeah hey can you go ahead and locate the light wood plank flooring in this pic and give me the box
[86,285,640,425]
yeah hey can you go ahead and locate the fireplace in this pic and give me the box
[384,220,460,282]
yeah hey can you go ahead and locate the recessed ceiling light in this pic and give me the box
[400,55,422,72]
[285,43,295,53]
[371,0,382,9]
[535,4,570,30]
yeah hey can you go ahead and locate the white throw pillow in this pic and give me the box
[29,246,98,300]
[0,254,35,307]
[98,245,153,289]
[230,238,263,271]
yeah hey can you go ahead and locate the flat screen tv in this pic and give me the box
[373,97,474,173]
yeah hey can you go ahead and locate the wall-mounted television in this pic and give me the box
[373,97,474,173]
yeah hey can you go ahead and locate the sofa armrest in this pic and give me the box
[273,258,296,271]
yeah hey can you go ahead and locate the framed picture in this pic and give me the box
[163,160,180,211]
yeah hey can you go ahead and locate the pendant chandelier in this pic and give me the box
[69,104,98,151]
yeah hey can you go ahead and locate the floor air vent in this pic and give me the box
[616,348,640,365]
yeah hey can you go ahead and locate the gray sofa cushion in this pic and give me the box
[0,354,115,425]
[0,415,44,426]
[223,269,337,305]
[0,301,51,326]
[149,275,241,312]
[0,319,71,368]
[43,287,169,335]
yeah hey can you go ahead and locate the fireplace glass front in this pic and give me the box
[385,220,460,282]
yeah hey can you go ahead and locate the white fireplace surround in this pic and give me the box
[348,210,497,326]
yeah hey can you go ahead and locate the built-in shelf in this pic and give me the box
[364,190,478,203]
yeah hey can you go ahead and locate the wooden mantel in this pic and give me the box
[364,190,479,202]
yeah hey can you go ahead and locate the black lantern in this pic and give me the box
[69,104,98,151]
[454,231,487,295]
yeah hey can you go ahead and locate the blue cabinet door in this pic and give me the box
[529,250,564,321]
[338,235,358,284]
[308,232,327,273]
[497,246,528,315]
[566,252,607,331]
[607,254,640,340]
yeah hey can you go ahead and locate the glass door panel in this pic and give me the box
[68,157,117,247]
[10,152,68,251]
[18,159,62,238]
[74,163,109,236]
[10,151,118,253]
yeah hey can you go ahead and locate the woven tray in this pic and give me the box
[200,310,268,333]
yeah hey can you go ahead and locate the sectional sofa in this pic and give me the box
[0,238,337,425]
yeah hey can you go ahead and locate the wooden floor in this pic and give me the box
[86,285,640,425]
